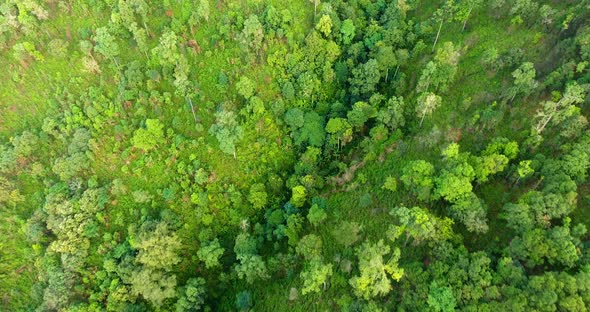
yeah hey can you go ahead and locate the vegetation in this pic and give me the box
[1,0,590,311]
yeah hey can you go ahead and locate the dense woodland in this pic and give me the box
[1,0,590,311]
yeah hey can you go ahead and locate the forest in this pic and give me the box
[1,0,590,311]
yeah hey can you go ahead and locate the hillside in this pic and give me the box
[1,0,590,311]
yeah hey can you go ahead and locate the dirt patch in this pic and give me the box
[329,141,398,192]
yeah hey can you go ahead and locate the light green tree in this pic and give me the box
[349,240,404,300]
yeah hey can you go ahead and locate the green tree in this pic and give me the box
[209,110,244,158]
[416,92,442,127]
[432,0,457,52]
[347,101,377,130]
[389,206,454,245]
[248,183,268,210]
[291,185,307,207]
[129,268,177,307]
[175,278,206,312]
[509,62,538,101]
[197,239,224,269]
[449,192,488,233]
[455,0,483,31]
[235,255,269,284]
[236,76,255,100]
[132,222,181,270]
[151,29,180,68]
[315,15,332,37]
[296,112,326,147]
[296,234,323,260]
[340,19,356,45]
[377,96,405,131]
[349,240,404,300]
[332,221,362,247]
[382,176,398,193]
[94,27,120,66]
[132,119,165,151]
[400,160,435,201]
[307,204,327,227]
[235,291,252,311]
[427,284,457,312]
[240,15,264,60]
[308,0,320,20]
[301,259,333,295]
[284,108,305,130]
[325,117,353,149]
[350,59,381,96]
[434,164,475,202]
[532,82,585,135]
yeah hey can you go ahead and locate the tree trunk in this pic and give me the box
[187,97,198,125]
[432,19,443,52]
[420,110,427,127]
[462,7,473,32]
[536,114,554,134]
[393,65,400,79]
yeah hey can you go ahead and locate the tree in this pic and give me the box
[93,27,120,66]
[151,29,180,68]
[240,15,264,60]
[234,233,269,284]
[400,160,435,201]
[472,153,509,183]
[416,92,442,127]
[340,19,356,45]
[434,165,475,202]
[298,112,326,147]
[350,59,381,96]
[175,278,206,312]
[532,82,585,135]
[539,5,556,27]
[296,234,323,260]
[132,222,181,270]
[209,110,244,158]
[455,0,483,31]
[325,117,353,149]
[284,108,305,131]
[417,43,459,94]
[235,255,269,284]
[248,183,268,210]
[309,0,320,20]
[235,291,252,311]
[236,76,255,100]
[197,0,210,22]
[432,0,457,52]
[347,101,376,130]
[389,206,454,245]
[349,240,404,300]
[301,259,333,295]
[509,62,538,101]
[449,193,489,233]
[132,119,165,151]
[375,44,397,82]
[332,221,362,247]
[307,204,327,227]
[291,185,307,208]
[428,284,457,312]
[514,160,534,185]
[382,176,398,193]
[377,96,405,131]
[129,268,177,307]
[197,239,224,269]
[315,15,332,37]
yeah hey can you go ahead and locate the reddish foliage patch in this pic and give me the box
[188,39,202,54]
